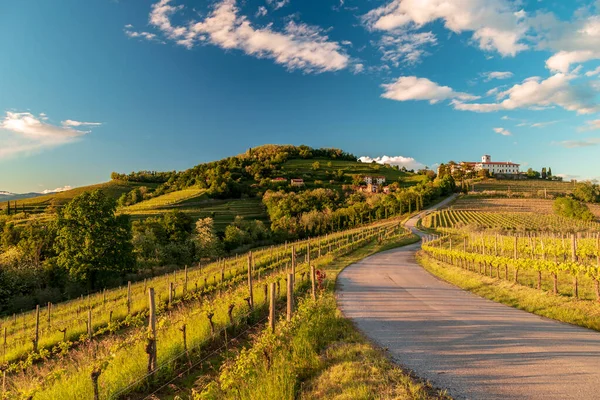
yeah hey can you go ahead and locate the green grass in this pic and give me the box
[126,197,269,231]
[0,181,157,213]
[123,187,208,212]
[417,252,600,332]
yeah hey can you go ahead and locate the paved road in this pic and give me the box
[337,197,600,399]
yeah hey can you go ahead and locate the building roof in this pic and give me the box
[479,162,520,166]
[290,178,304,182]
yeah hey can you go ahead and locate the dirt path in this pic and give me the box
[337,197,600,399]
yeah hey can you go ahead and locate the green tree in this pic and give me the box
[573,182,600,203]
[547,167,552,178]
[54,190,135,290]
[541,167,547,179]
[312,161,320,170]
[553,197,595,221]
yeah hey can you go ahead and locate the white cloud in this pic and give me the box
[493,127,511,136]
[528,12,600,72]
[377,31,437,66]
[0,111,98,159]
[255,6,268,17]
[358,155,425,170]
[486,87,500,97]
[381,76,479,104]
[266,0,289,10]
[555,138,600,148]
[452,73,599,114]
[363,0,528,57]
[41,185,72,194]
[586,66,600,76]
[482,71,513,81]
[138,0,350,74]
[124,25,160,42]
[61,120,102,127]
[578,119,600,131]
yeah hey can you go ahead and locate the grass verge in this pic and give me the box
[186,234,450,400]
[417,252,600,331]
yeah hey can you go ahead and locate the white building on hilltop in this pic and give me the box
[474,155,520,175]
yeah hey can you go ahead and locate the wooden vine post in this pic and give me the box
[169,282,174,308]
[287,273,294,322]
[311,265,316,301]
[269,282,276,333]
[47,302,52,327]
[87,308,93,339]
[247,252,254,310]
[291,246,296,285]
[184,265,188,296]
[147,288,157,374]
[33,304,40,352]
[127,281,132,315]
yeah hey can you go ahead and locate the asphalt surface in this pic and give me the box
[337,196,600,399]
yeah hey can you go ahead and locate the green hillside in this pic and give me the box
[280,158,428,187]
[472,179,576,195]
[0,181,157,213]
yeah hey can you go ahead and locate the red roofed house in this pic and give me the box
[290,178,304,187]
[475,155,520,175]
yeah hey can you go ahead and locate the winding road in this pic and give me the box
[337,196,600,399]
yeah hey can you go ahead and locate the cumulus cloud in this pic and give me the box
[131,0,350,74]
[482,71,513,81]
[124,25,160,42]
[452,73,599,114]
[0,111,98,159]
[358,155,425,170]
[376,31,437,66]
[493,127,511,136]
[381,76,479,104]
[363,0,528,57]
[41,185,73,194]
[529,12,600,72]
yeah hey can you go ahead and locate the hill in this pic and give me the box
[0,181,157,213]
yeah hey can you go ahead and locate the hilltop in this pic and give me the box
[2,145,429,226]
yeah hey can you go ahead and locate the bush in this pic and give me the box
[553,197,595,221]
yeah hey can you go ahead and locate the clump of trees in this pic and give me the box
[572,181,600,203]
[110,145,357,202]
[117,186,150,207]
[553,197,595,221]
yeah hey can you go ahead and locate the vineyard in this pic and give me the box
[421,231,600,301]
[122,187,208,212]
[420,209,600,232]
[472,179,576,196]
[0,219,410,399]
[448,196,600,217]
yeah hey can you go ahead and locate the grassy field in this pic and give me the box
[0,180,157,213]
[123,188,208,212]
[126,197,269,231]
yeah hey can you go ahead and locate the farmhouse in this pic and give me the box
[271,177,287,183]
[290,178,304,187]
[364,175,386,185]
[441,155,520,176]
[475,155,520,175]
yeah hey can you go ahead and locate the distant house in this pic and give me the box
[382,186,391,194]
[271,177,287,183]
[364,175,386,185]
[290,178,304,187]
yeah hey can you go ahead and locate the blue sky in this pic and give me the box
[1,0,600,193]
